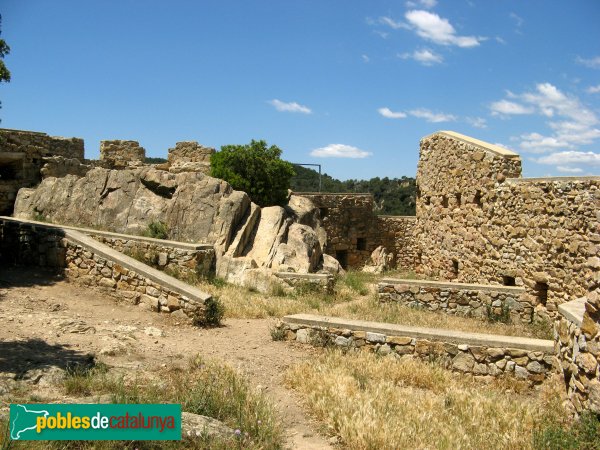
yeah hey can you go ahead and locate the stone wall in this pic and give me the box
[277,314,554,382]
[275,272,334,295]
[99,140,145,169]
[87,232,215,279]
[295,193,417,270]
[376,216,417,270]
[0,128,84,215]
[378,278,532,323]
[167,141,214,174]
[0,218,212,325]
[414,131,600,318]
[555,285,600,414]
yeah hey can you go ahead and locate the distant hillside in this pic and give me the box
[290,164,416,216]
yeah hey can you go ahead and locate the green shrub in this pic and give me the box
[270,325,287,341]
[533,412,600,450]
[204,296,225,326]
[143,221,169,240]
[210,139,296,207]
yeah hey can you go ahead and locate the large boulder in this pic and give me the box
[14,166,328,291]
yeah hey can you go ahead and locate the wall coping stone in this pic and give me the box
[293,192,372,197]
[377,215,417,219]
[506,176,600,184]
[0,217,212,303]
[379,278,525,293]
[275,272,331,280]
[0,216,212,250]
[425,131,521,159]
[282,313,553,352]
[558,297,586,327]
[64,229,211,302]
[0,127,47,136]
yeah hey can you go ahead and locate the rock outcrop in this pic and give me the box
[13,166,331,291]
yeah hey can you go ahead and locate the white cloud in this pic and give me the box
[556,166,583,174]
[536,151,600,166]
[269,99,312,114]
[404,10,483,48]
[361,54,370,63]
[519,133,569,153]
[378,107,407,119]
[490,100,533,116]
[399,48,443,66]
[587,85,600,94]
[576,56,600,69]
[495,36,506,44]
[379,16,409,30]
[409,108,457,122]
[491,82,600,158]
[509,12,524,27]
[466,117,487,128]
[310,144,372,159]
[406,0,437,9]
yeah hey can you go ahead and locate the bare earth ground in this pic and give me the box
[0,267,332,450]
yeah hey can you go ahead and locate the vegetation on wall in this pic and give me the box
[210,140,296,207]
[290,165,417,215]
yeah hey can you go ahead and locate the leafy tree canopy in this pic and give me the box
[290,165,416,216]
[210,140,296,207]
[0,15,10,83]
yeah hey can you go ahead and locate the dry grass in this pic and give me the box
[1,357,283,449]
[285,349,569,450]
[195,271,552,339]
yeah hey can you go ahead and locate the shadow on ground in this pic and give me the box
[0,338,94,379]
[0,266,65,290]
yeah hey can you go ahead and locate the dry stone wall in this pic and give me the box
[86,232,214,279]
[376,216,417,270]
[277,314,554,382]
[414,131,600,318]
[296,193,417,270]
[0,218,212,325]
[0,128,84,215]
[555,283,600,414]
[99,140,145,169]
[378,278,532,323]
[167,141,214,174]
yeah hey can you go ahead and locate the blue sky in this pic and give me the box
[1,0,599,179]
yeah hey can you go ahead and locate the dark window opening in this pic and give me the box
[503,276,516,286]
[534,282,548,306]
[319,207,329,219]
[336,250,348,270]
[455,193,462,206]
[451,259,459,278]
[0,160,23,181]
[356,237,367,251]
[442,196,449,208]
[474,190,483,207]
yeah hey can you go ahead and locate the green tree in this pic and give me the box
[0,15,10,122]
[210,140,296,207]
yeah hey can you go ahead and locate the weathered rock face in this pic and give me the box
[13,167,330,290]
[0,128,84,215]
[15,167,231,242]
[363,245,393,274]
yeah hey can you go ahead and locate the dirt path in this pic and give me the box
[0,267,332,449]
